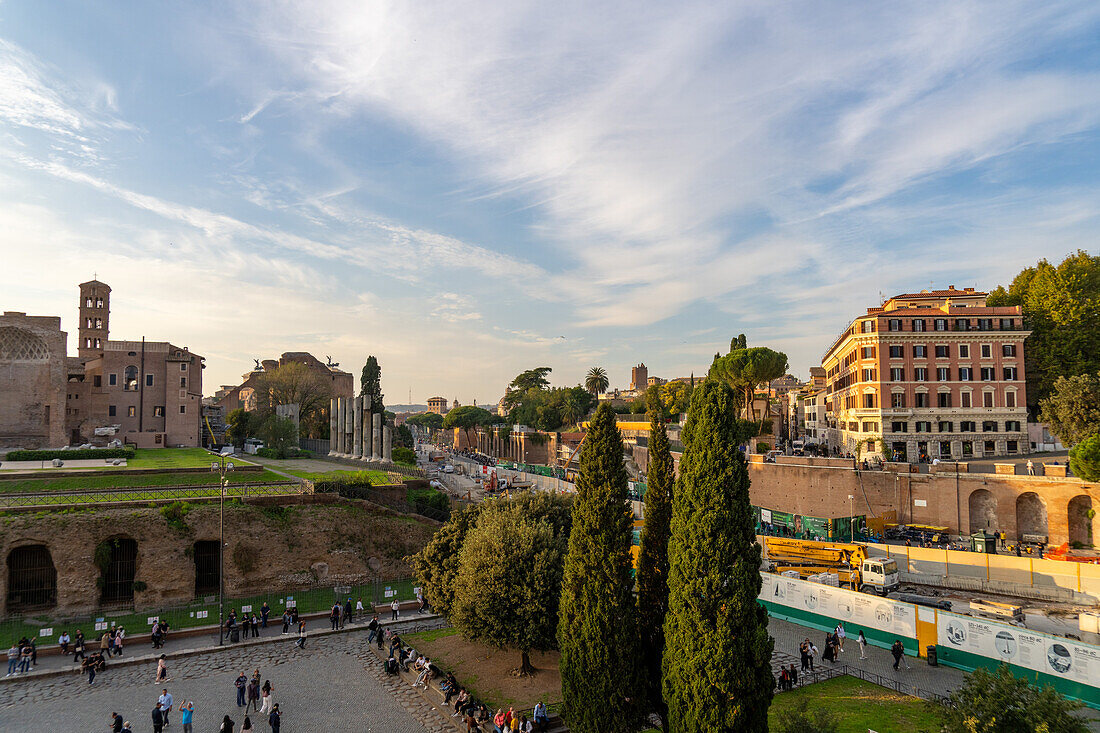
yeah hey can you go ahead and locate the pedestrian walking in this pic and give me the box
[330,602,340,631]
[73,629,86,662]
[251,613,260,638]
[152,703,165,733]
[891,639,909,670]
[156,654,170,682]
[235,671,248,707]
[83,655,97,684]
[260,602,270,629]
[355,597,364,621]
[241,715,254,733]
[344,597,353,626]
[259,680,274,716]
[294,620,307,649]
[857,629,867,659]
[367,613,381,645]
[391,598,400,620]
[281,610,291,635]
[111,712,124,733]
[115,626,125,656]
[247,675,261,711]
[179,700,194,733]
[219,714,235,733]
[835,623,846,652]
[268,703,281,733]
[159,688,174,726]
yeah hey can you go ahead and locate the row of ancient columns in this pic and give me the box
[328,395,392,462]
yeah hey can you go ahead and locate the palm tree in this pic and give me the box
[585,367,609,395]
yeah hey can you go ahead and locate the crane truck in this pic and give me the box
[763,537,900,595]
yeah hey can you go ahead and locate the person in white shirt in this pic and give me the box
[159,689,174,727]
[58,632,71,655]
[390,598,400,620]
[414,656,432,687]
[355,597,365,621]
[835,623,846,652]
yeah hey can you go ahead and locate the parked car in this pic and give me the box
[442,464,455,474]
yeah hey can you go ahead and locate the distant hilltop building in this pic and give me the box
[630,363,648,392]
[427,396,449,415]
[1,279,204,450]
[214,352,353,412]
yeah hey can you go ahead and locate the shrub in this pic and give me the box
[393,446,416,465]
[4,447,135,462]
[773,699,838,733]
[1069,435,1100,481]
[255,447,312,459]
[160,501,192,533]
[408,488,450,518]
[755,442,771,453]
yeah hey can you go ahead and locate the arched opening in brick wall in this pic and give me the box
[1015,492,1047,540]
[193,540,220,596]
[99,537,137,605]
[6,545,57,612]
[968,488,998,534]
[1067,495,1095,548]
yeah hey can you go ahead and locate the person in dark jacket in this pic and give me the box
[268,703,281,732]
[152,702,164,733]
[110,712,123,732]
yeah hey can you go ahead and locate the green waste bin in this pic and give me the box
[927,645,937,666]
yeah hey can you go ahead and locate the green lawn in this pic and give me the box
[0,468,288,494]
[283,468,407,485]
[128,448,257,469]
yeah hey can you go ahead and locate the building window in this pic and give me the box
[1006,420,1021,432]
[934,319,947,331]
[962,441,973,456]
[85,318,93,328]
[982,421,997,432]
[935,345,949,358]
[915,393,929,408]
[977,318,992,331]
[1007,440,1019,453]
[180,405,186,414]
[984,440,995,453]
[145,374,154,387]
[1002,344,1016,357]
[108,373,117,386]
[889,345,903,358]
[961,392,972,408]
[936,367,949,381]
[862,421,878,432]
[95,318,102,329]
[891,393,906,408]
[958,367,972,381]
[1000,318,1015,330]
[124,366,138,391]
[861,368,876,382]
[937,393,952,408]
[153,406,164,417]
[94,339,101,348]
[1003,367,1018,381]
[85,297,93,307]
[888,319,901,332]
[84,338,92,348]
[127,406,136,417]
[983,391,994,408]
[862,393,876,408]
[93,375,102,387]
[890,368,904,382]
[915,421,931,433]
[913,319,926,332]
[981,344,991,359]
[980,367,995,381]
[1006,391,1016,408]
[861,346,876,359]
[108,405,116,417]
[180,377,187,388]
[861,320,875,333]
[95,298,103,308]
[938,421,953,432]
[891,421,908,433]
[955,318,970,331]
[913,345,927,358]
[959,345,969,358]
[914,368,927,382]
[180,363,188,372]
[960,421,976,432]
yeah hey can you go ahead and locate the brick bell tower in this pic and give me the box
[77,279,110,358]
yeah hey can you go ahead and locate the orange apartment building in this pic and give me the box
[822,287,1029,462]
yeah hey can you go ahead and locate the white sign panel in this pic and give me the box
[937,611,1100,685]
[147,616,159,625]
[94,622,108,631]
[39,628,53,637]
[385,590,396,598]
[760,509,772,524]
[758,572,916,639]
[914,499,927,507]
[285,600,296,608]
[241,605,252,613]
[413,587,422,596]
[197,610,208,619]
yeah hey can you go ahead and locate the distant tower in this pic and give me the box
[630,363,648,392]
[78,279,110,358]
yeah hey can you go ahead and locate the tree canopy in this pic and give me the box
[1069,435,1100,482]
[1038,373,1100,446]
[658,380,694,415]
[252,362,334,437]
[360,355,385,413]
[709,338,788,421]
[442,405,495,445]
[406,412,444,430]
[986,250,1100,410]
[585,366,609,395]
[937,664,1089,733]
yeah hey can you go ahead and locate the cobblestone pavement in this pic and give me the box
[0,626,446,733]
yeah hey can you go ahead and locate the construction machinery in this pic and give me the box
[762,537,900,595]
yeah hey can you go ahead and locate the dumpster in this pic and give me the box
[926,645,937,666]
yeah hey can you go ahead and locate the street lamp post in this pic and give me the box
[210,458,235,645]
[848,494,855,542]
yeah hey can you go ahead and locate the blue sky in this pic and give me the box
[2,1,1099,404]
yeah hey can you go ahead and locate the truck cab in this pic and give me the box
[861,558,900,595]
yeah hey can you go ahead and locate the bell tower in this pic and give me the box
[78,279,110,358]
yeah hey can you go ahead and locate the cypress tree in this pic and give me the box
[636,408,674,729]
[559,402,639,733]
[663,380,773,732]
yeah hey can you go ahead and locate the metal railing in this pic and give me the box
[0,481,302,509]
[842,665,952,705]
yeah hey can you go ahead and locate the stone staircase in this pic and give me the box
[367,639,567,732]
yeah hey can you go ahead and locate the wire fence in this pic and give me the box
[1,577,420,646]
[0,481,302,509]
[841,665,953,705]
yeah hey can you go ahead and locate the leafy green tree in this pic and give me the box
[559,403,640,733]
[509,385,595,432]
[987,251,1100,409]
[730,333,747,351]
[252,362,334,438]
[710,343,789,421]
[225,408,257,448]
[1039,373,1100,446]
[503,367,553,411]
[407,412,444,430]
[938,664,1089,733]
[443,405,494,446]
[360,355,385,414]
[393,446,416,465]
[408,503,484,616]
[260,415,299,454]
[585,366,609,395]
[659,380,694,416]
[1070,435,1100,482]
[636,408,674,729]
[395,424,414,448]
[663,380,773,732]
[451,505,567,675]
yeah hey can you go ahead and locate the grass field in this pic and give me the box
[0,467,288,494]
[283,468,410,484]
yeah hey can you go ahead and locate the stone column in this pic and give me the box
[333,398,343,455]
[372,412,382,461]
[362,395,372,460]
[325,396,334,453]
[352,395,363,459]
[344,397,354,457]
[383,425,392,463]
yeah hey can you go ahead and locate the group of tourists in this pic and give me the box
[108,668,282,733]
[5,636,37,676]
[224,603,271,642]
